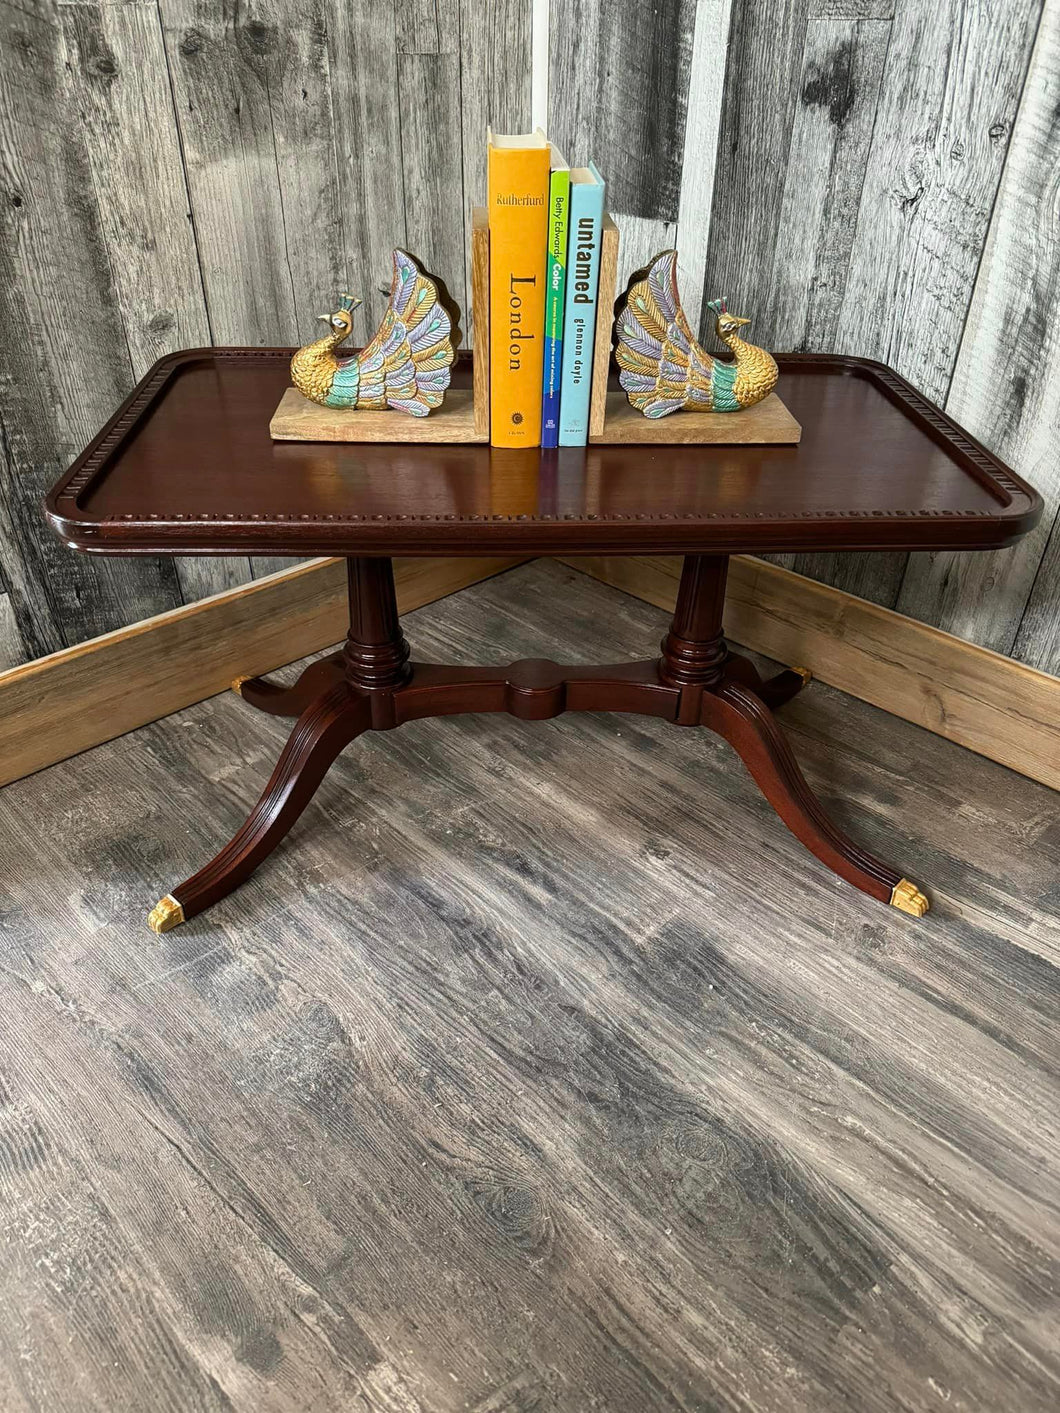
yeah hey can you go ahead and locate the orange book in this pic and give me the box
[488,128,550,447]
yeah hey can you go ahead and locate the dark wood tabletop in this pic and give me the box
[46,349,1042,558]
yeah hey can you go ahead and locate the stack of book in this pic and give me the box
[487,128,606,449]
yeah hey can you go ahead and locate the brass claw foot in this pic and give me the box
[890,879,929,917]
[148,894,185,934]
[791,665,813,685]
[231,675,253,696]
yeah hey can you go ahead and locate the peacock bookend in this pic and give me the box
[269,225,800,446]
[615,252,778,417]
[591,248,798,444]
[269,249,470,444]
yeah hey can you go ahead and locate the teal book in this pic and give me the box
[558,163,605,447]
[541,147,570,447]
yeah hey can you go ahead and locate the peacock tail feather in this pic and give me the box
[616,251,716,417]
[616,255,777,416]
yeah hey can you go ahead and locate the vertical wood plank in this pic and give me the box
[458,0,533,349]
[391,0,468,340]
[548,0,696,319]
[895,1,1060,670]
[674,0,734,334]
[531,0,549,128]
[60,0,253,604]
[60,1,209,373]
[548,0,696,223]
[158,0,346,346]
[613,212,676,291]
[265,0,348,334]
[799,0,1039,608]
[767,17,891,352]
[700,0,811,342]
[786,546,907,609]
[1013,508,1060,670]
[395,0,459,53]
[0,590,23,672]
[0,0,181,662]
[399,52,468,335]
[175,557,260,601]
[326,0,407,345]
[834,0,1041,404]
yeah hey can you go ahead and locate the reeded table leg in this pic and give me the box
[150,553,928,932]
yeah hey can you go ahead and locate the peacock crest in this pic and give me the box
[614,251,778,416]
[291,250,458,415]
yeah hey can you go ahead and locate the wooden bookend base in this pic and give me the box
[148,554,928,932]
[269,387,486,443]
[269,385,799,446]
[591,391,801,445]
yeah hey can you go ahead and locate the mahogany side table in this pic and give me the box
[45,351,1042,933]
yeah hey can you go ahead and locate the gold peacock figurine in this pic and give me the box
[291,249,458,415]
[614,251,778,417]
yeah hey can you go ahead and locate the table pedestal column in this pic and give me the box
[148,554,928,934]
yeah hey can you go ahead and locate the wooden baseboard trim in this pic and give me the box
[560,555,1060,793]
[0,556,526,788]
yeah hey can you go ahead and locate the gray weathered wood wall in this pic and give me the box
[2,0,1057,677]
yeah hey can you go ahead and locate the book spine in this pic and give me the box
[540,168,570,448]
[488,144,550,448]
[557,180,605,447]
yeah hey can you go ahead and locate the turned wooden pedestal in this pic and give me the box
[147,553,924,933]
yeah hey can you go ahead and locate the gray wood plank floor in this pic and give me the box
[1,560,1057,1413]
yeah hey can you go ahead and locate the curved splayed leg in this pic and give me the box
[149,684,371,931]
[701,679,927,915]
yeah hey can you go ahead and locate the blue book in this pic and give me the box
[558,163,605,447]
[541,147,570,448]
